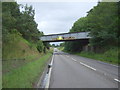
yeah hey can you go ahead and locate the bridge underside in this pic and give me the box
[43,38,89,43]
[40,32,91,42]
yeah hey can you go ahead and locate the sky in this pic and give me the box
[16,1,98,45]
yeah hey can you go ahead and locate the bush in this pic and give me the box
[36,41,44,53]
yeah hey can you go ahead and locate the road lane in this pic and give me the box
[67,52,119,80]
[50,51,118,88]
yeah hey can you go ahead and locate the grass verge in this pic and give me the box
[76,48,119,65]
[63,47,119,65]
[3,51,52,88]
[57,47,64,51]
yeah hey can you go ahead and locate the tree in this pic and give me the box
[2,2,45,53]
[2,2,20,32]
[87,2,118,47]
[51,44,55,47]
[64,2,118,52]
[37,40,44,53]
[2,2,21,43]
[17,4,41,42]
[70,17,90,32]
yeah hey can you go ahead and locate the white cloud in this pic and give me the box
[17,2,98,44]
[22,2,98,35]
[16,0,101,2]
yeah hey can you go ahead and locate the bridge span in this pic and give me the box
[40,32,91,42]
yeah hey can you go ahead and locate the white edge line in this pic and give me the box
[45,54,54,88]
[80,62,96,71]
[110,64,119,68]
[114,79,120,82]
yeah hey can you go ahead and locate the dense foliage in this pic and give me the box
[64,2,119,52]
[2,2,45,53]
[87,2,118,47]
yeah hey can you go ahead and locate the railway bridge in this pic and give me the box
[40,32,91,42]
[40,32,92,52]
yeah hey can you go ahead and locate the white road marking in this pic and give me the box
[66,55,69,57]
[80,62,96,71]
[114,79,120,82]
[67,56,96,71]
[67,56,120,83]
[70,57,96,71]
[45,54,54,88]
[71,58,77,62]
[110,64,119,68]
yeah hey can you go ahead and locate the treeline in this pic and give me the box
[64,2,119,52]
[2,2,46,52]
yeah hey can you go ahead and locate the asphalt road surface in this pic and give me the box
[49,50,119,88]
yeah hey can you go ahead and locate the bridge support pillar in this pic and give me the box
[83,45,94,52]
[43,47,46,53]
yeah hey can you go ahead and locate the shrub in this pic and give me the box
[36,41,44,53]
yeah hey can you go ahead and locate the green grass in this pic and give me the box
[3,33,40,60]
[3,52,52,88]
[2,33,41,74]
[2,33,53,88]
[0,63,2,90]
[57,47,64,51]
[76,48,119,65]
[3,54,41,74]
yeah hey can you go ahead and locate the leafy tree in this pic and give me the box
[43,42,50,49]
[70,17,90,32]
[17,4,42,42]
[2,2,20,31]
[2,2,21,43]
[52,44,55,47]
[87,2,118,47]
[64,2,118,52]
[60,43,64,47]
[2,2,45,53]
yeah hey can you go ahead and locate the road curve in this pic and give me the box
[49,51,119,88]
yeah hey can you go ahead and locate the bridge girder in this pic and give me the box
[40,32,91,42]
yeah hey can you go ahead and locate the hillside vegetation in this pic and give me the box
[3,33,40,73]
[2,2,52,88]
[76,48,119,65]
[64,2,119,64]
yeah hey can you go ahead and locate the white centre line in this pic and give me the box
[80,62,96,71]
[69,57,96,71]
[67,55,69,57]
[65,56,120,83]
[72,58,77,62]
[114,79,120,82]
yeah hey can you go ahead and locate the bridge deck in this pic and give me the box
[40,32,91,42]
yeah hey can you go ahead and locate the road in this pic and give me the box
[49,49,119,88]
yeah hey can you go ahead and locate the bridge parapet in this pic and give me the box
[40,32,91,42]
